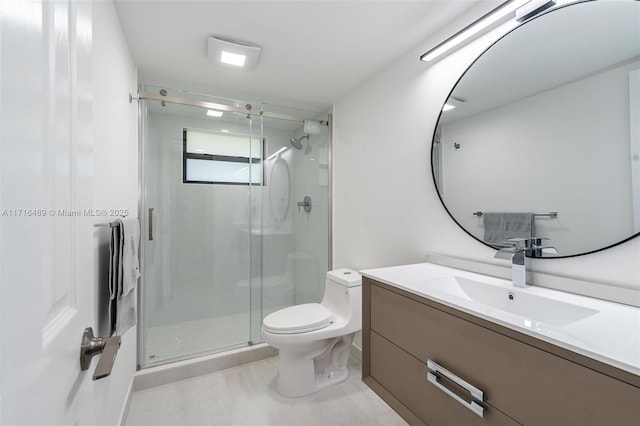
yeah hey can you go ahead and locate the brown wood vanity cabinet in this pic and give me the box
[362,277,640,426]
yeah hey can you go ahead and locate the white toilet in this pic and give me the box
[261,268,362,398]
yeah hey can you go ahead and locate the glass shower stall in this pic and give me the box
[138,86,331,367]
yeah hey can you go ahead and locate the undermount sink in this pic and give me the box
[416,276,599,326]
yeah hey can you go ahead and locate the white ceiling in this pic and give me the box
[113,0,490,112]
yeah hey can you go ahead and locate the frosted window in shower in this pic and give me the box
[183,128,264,185]
[185,159,262,184]
[186,129,261,158]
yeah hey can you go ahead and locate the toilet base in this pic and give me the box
[313,365,349,393]
[274,334,354,398]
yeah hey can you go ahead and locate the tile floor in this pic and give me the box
[125,356,407,426]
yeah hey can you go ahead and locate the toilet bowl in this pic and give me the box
[261,268,362,398]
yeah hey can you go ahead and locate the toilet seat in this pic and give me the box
[263,303,335,334]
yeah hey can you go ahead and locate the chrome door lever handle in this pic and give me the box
[80,327,121,380]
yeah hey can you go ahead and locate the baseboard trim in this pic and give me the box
[118,375,135,426]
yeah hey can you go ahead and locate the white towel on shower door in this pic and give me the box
[119,218,140,296]
[108,217,141,336]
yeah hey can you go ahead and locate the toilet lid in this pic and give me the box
[263,303,335,334]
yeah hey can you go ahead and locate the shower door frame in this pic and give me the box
[135,89,333,369]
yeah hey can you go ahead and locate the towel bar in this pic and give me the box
[473,211,557,218]
[93,221,120,228]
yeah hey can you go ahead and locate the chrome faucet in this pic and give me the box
[494,238,558,288]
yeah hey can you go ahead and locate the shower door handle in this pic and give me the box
[148,208,154,241]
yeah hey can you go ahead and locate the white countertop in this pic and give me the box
[361,262,640,376]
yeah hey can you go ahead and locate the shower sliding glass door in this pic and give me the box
[139,86,330,367]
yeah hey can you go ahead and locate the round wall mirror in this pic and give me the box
[270,157,291,222]
[432,0,640,258]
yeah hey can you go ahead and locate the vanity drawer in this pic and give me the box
[370,331,520,426]
[369,282,640,425]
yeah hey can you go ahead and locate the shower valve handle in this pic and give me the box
[297,195,312,213]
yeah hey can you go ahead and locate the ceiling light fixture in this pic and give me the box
[221,51,246,67]
[420,0,530,63]
[208,36,261,70]
[206,109,223,117]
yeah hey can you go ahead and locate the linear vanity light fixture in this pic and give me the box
[420,0,531,63]
[515,0,556,22]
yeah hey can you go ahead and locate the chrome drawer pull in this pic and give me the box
[427,360,484,418]
[427,372,485,418]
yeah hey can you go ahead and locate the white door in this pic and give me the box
[1,0,95,424]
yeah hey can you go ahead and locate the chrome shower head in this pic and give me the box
[290,136,303,150]
[289,134,309,150]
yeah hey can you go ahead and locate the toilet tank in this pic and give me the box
[321,269,362,322]
[326,268,362,288]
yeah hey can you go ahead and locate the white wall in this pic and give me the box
[92,1,138,424]
[333,8,640,297]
